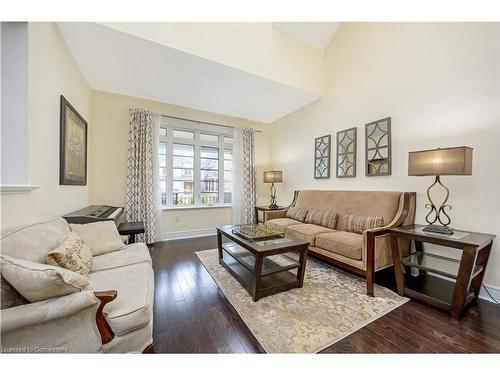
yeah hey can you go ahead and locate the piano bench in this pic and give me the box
[118,221,145,244]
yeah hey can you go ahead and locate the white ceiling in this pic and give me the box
[273,22,341,49]
[57,23,320,123]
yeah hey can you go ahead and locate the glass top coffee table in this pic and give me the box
[216,224,310,301]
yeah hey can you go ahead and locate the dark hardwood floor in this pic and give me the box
[149,235,500,353]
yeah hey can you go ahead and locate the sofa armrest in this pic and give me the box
[363,228,389,296]
[94,290,118,344]
[0,290,103,353]
[386,192,416,228]
[264,209,287,221]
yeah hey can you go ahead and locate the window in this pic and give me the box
[172,144,194,205]
[1,22,35,192]
[159,117,234,207]
[200,147,219,204]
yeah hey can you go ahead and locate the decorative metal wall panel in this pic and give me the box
[365,117,391,176]
[336,127,357,178]
[314,134,331,179]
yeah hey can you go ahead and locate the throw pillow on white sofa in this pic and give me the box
[0,255,90,302]
[70,221,126,256]
[46,232,93,276]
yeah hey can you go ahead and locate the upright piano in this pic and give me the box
[63,205,124,225]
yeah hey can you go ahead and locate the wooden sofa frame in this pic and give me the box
[95,290,155,353]
[265,190,416,296]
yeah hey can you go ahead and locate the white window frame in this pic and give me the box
[159,116,234,209]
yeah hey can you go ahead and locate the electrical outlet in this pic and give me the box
[175,216,180,223]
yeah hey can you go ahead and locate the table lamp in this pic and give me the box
[263,171,283,209]
[408,146,472,235]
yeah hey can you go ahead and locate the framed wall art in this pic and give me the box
[336,127,357,178]
[314,134,331,179]
[60,95,88,185]
[365,117,391,176]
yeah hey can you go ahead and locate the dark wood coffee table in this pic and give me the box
[216,224,309,301]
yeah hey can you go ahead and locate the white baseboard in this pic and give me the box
[163,228,216,241]
[479,283,500,304]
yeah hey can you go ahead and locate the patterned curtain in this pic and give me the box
[126,109,158,244]
[241,128,257,224]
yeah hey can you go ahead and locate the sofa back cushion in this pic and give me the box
[286,207,309,222]
[0,218,70,264]
[305,209,338,229]
[70,221,126,256]
[294,190,402,231]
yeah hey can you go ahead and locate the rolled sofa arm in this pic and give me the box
[0,290,103,353]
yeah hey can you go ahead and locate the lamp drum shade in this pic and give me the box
[408,147,472,176]
[263,171,283,183]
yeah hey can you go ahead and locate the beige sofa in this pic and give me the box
[0,218,154,353]
[265,190,416,296]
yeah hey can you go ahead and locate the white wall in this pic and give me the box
[1,23,91,230]
[89,90,270,238]
[269,23,500,289]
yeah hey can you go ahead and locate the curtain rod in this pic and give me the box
[161,114,263,133]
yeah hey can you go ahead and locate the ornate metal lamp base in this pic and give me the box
[269,182,279,209]
[424,175,454,235]
[423,224,454,235]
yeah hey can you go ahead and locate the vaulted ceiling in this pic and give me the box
[58,22,340,123]
[272,22,340,49]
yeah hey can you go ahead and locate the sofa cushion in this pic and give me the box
[70,221,126,256]
[286,207,309,222]
[91,243,152,272]
[344,214,384,234]
[315,231,363,260]
[46,232,93,276]
[305,209,338,229]
[1,255,90,302]
[0,218,70,263]
[265,218,302,232]
[88,262,154,336]
[285,224,335,246]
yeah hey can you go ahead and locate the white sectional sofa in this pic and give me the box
[0,218,154,353]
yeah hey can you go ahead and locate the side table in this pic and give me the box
[118,221,145,244]
[388,224,495,319]
[254,205,286,224]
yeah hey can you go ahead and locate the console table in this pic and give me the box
[388,225,495,319]
[254,206,286,224]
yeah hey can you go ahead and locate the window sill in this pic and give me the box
[162,204,232,211]
[1,184,40,193]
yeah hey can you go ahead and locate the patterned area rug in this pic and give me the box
[196,248,408,353]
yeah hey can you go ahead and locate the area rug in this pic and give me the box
[195,248,408,353]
